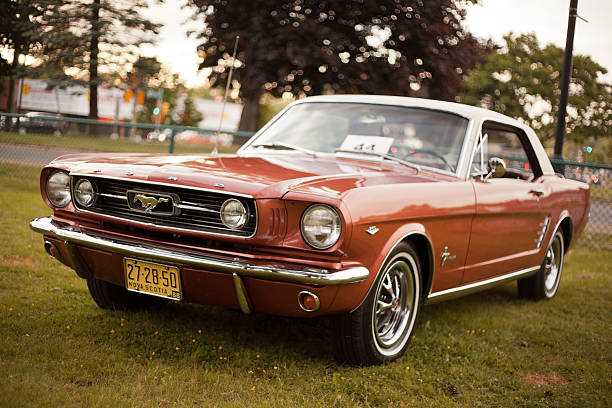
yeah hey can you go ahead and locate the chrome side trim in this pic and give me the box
[535,217,551,248]
[30,217,369,286]
[425,265,540,304]
[233,273,253,314]
[70,173,254,199]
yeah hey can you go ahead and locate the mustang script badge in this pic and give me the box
[127,190,176,216]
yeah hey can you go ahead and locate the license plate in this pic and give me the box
[124,258,182,301]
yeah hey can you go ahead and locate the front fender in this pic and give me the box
[328,222,435,313]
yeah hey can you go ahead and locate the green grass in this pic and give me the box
[0,131,242,154]
[0,163,610,407]
[590,185,610,201]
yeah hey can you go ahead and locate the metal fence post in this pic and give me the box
[169,129,176,154]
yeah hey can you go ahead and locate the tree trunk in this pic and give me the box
[238,90,261,132]
[4,39,23,131]
[88,0,100,135]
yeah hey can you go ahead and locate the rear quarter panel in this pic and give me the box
[540,175,590,250]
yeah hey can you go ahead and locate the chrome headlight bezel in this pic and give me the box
[219,198,249,229]
[300,204,342,250]
[45,170,71,208]
[73,178,96,208]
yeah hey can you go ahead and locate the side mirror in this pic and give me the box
[485,157,506,180]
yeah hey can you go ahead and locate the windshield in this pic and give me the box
[245,102,469,172]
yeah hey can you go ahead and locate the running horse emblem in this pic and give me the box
[133,194,170,214]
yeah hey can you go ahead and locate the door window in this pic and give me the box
[470,122,541,180]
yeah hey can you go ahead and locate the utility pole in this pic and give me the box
[552,0,578,173]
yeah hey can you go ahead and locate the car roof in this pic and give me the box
[293,94,522,126]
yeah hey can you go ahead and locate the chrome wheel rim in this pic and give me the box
[544,234,563,296]
[372,255,418,355]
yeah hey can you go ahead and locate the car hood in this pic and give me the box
[51,152,450,199]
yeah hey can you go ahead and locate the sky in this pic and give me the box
[142,0,612,87]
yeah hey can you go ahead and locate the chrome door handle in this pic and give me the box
[529,188,544,196]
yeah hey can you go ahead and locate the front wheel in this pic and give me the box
[333,242,422,365]
[517,230,565,300]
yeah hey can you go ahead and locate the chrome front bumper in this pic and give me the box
[30,217,369,286]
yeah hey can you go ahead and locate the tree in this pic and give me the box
[0,0,52,117]
[38,0,160,123]
[176,93,203,127]
[190,0,490,131]
[132,57,185,126]
[460,33,612,144]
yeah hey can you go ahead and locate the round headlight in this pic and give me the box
[300,204,342,250]
[45,170,71,208]
[74,179,95,207]
[220,198,248,229]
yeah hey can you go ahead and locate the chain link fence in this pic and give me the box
[552,159,611,250]
[1,112,609,250]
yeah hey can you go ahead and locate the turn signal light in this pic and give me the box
[298,291,320,312]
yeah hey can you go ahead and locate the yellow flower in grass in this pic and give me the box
[110,329,115,334]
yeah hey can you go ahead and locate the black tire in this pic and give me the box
[333,242,422,365]
[87,277,163,310]
[518,230,565,300]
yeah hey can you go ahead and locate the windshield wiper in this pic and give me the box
[334,149,421,172]
[250,142,317,157]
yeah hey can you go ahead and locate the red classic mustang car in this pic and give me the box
[31,95,590,365]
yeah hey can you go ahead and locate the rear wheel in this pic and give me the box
[87,277,163,310]
[333,242,422,365]
[518,231,564,300]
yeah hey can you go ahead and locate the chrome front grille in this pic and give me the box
[71,176,257,237]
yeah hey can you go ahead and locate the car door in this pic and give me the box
[463,121,550,284]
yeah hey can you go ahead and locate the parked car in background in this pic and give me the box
[146,128,172,142]
[17,112,68,136]
[175,129,234,146]
[30,95,590,365]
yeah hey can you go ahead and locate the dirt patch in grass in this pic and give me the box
[523,372,570,386]
[3,256,39,268]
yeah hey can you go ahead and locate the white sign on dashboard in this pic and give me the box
[339,135,394,155]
